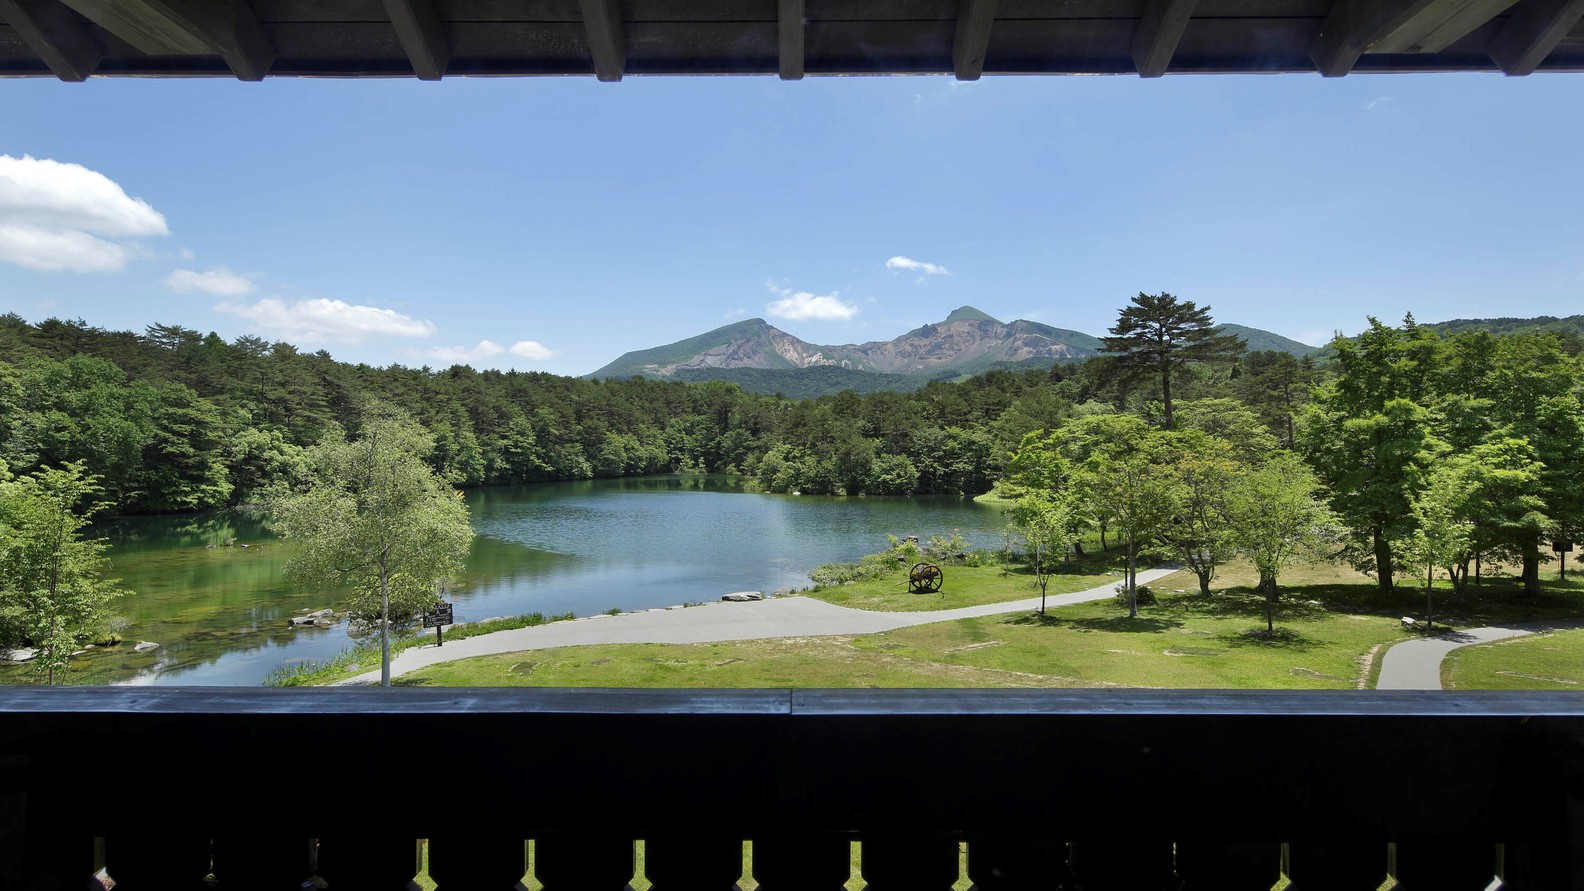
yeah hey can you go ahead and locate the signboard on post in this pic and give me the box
[422,602,454,645]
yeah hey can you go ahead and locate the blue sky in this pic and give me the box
[1,72,1580,376]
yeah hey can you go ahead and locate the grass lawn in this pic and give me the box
[396,560,1584,690]
[1443,627,1584,690]
[803,549,1135,612]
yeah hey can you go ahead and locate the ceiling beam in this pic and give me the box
[381,0,448,81]
[1312,0,1517,75]
[1132,0,1198,77]
[1489,0,1584,74]
[0,0,101,81]
[58,0,273,80]
[579,0,624,82]
[952,0,997,80]
[778,0,803,80]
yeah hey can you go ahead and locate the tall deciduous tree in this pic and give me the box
[1100,293,1245,430]
[270,405,473,687]
[0,463,126,684]
[1081,439,1181,618]
[1226,452,1338,635]
[1010,490,1078,616]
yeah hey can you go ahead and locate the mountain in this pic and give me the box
[1426,314,1584,341]
[1215,324,1321,357]
[588,306,1102,381]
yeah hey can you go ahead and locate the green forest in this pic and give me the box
[1,301,1581,586]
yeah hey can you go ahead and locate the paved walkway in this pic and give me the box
[1375,618,1584,690]
[339,567,1181,684]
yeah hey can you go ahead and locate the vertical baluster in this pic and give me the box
[211,835,312,890]
[645,835,743,891]
[1283,842,1387,891]
[316,835,420,891]
[753,833,852,891]
[428,834,527,891]
[860,833,959,891]
[103,834,211,890]
[1067,840,1175,891]
[1392,839,1499,890]
[1174,841,1280,891]
[966,832,1068,891]
[534,833,632,891]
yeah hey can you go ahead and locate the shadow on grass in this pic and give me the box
[1220,627,1321,651]
[1000,612,1178,634]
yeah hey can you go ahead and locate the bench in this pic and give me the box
[1402,616,1418,630]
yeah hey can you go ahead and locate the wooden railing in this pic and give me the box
[2,689,1583,890]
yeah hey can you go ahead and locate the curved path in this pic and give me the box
[1375,619,1584,690]
[339,568,1181,685]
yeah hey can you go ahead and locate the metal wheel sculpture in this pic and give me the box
[908,562,944,594]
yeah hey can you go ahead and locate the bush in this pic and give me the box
[1113,584,1157,607]
[924,532,971,564]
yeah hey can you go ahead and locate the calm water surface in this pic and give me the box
[2,476,1006,686]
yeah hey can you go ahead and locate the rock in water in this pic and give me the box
[3,647,38,663]
[133,641,160,653]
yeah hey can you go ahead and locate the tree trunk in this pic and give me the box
[1373,527,1394,592]
[1197,571,1212,597]
[380,555,392,688]
[1073,541,1085,558]
[1037,543,1047,616]
[1161,366,1174,430]
[1099,524,1108,552]
[1126,532,1138,619]
[1522,537,1541,596]
[1475,553,1482,585]
[1262,574,1275,634]
[1425,562,1435,631]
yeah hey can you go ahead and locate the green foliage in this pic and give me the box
[1225,452,1339,633]
[1113,584,1157,606]
[1100,292,1246,429]
[0,463,127,683]
[269,403,474,686]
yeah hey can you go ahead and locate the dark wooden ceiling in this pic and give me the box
[1,1,1582,82]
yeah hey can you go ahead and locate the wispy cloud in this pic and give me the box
[509,340,557,361]
[886,255,950,276]
[217,297,436,344]
[0,154,168,273]
[1365,96,1394,111]
[166,266,254,297]
[428,340,505,364]
[765,284,858,321]
[723,307,747,320]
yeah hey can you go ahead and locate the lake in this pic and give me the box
[0,476,1009,686]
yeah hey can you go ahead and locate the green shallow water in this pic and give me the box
[1,475,1006,686]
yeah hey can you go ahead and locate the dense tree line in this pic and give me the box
[1,305,1580,611]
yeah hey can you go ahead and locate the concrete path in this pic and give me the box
[1375,618,1584,690]
[339,567,1181,685]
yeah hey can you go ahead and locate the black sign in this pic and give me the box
[1555,541,1574,554]
[422,602,454,628]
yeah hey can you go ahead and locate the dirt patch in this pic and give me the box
[1290,667,1345,681]
[1496,670,1578,685]
[508,661,537,674]
[589,658,610,666]
[714,658,746,666]
[1164,647,1226,657]
[946,641,1005,653]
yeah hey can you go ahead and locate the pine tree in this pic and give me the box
[1100,293,1246,429]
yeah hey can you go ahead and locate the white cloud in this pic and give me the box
[0,154,168,273]
[509,340,557,361]
[765,284,858,322]
[0,223,129,272]
[886,255,950,276]
[723,307,747,319]
[1365,96,1393,111]
[428,340,505,364]
[166,266,254,297]
[217,297,436,344]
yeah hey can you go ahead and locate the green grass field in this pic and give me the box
[1443,626,1584,690]
[802,557,1130,612]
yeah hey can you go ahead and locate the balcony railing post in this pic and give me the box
[859,833,959,891]
[315,835,420,890]
[1391,839,1499,889]
[1067,839,1175,891]
[1173,841,1280,890]
[966,832,1068,891]
[645,834,743,891]
[534,833,634,891]
[211,835,313,890]
[102,834,211,890]
[753,833,851,891]
[427,834,527,891]
[1283,842,1388,890]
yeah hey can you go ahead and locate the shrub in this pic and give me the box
[1113,584,1157,607]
